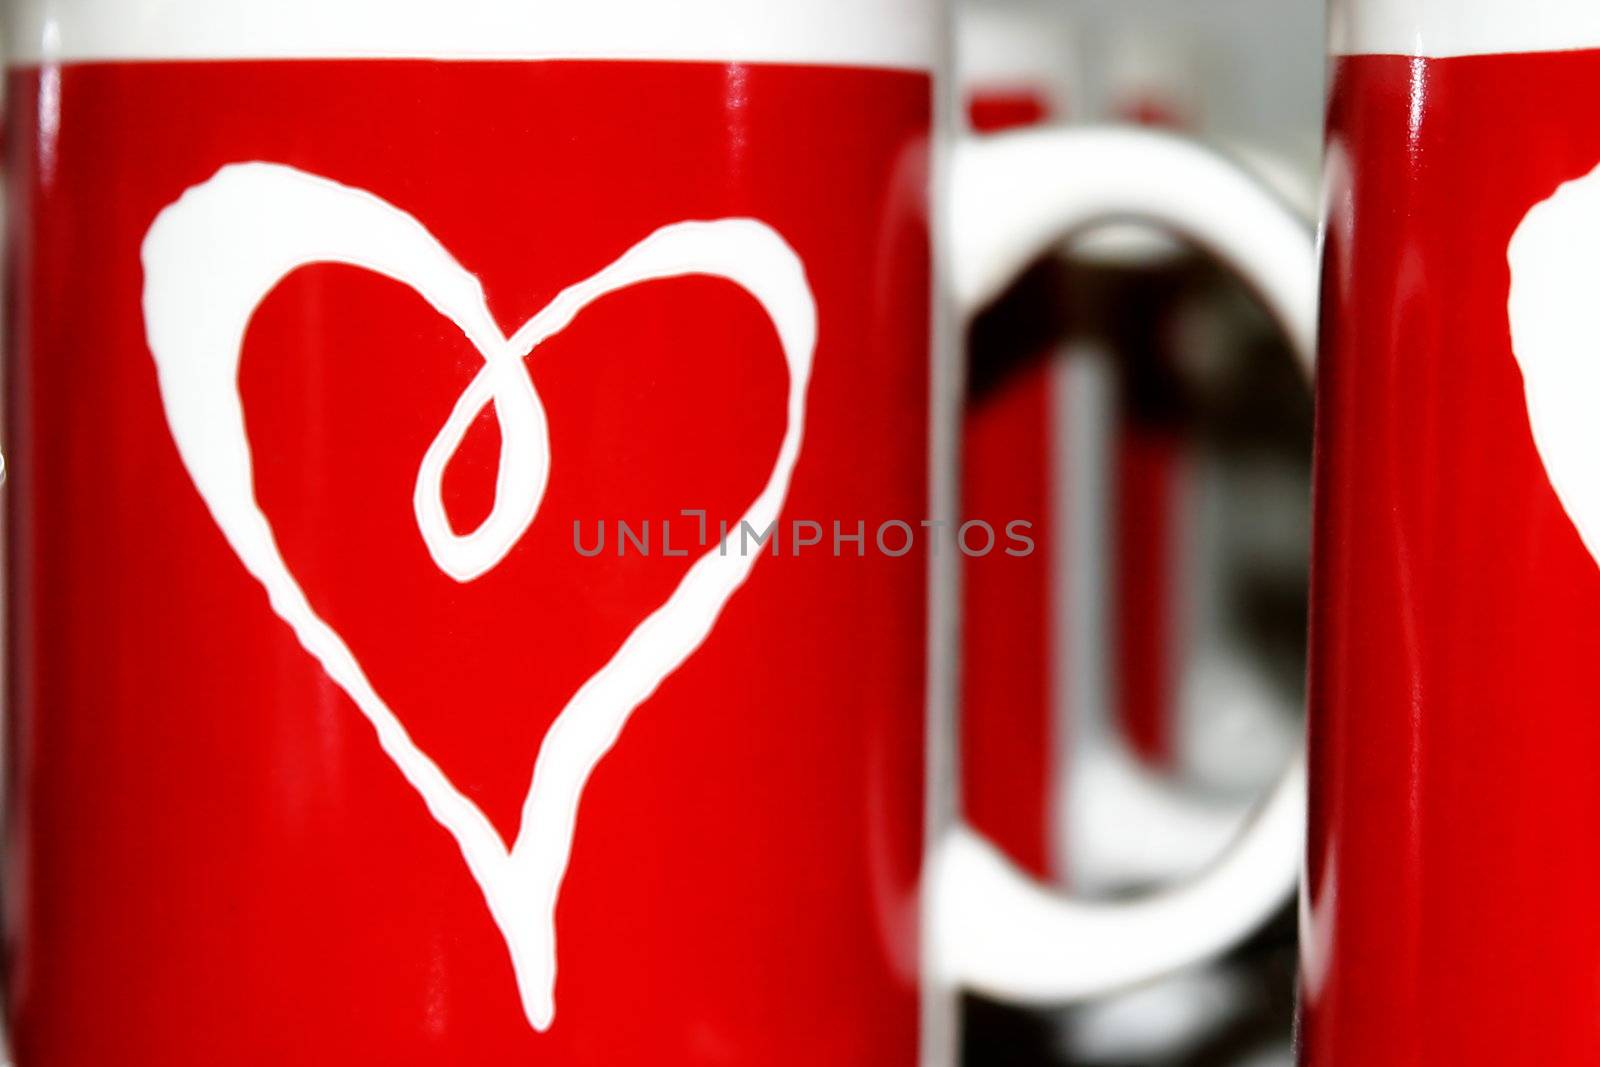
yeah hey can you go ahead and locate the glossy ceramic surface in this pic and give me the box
[4,56,931,1063]
[1309,17,1600,1063]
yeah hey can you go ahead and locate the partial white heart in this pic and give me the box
[140,162,816,1031]
[1510,160,1600,568]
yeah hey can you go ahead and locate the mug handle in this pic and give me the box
[935,125,1315,1002]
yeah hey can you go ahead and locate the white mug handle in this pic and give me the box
[935,125,1314,1003]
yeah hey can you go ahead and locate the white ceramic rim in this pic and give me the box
[1332,0,1600,57]
[4,0,940,70]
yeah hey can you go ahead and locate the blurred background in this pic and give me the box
[956,0,1322,1064]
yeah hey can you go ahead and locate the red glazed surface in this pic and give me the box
[1307,48,1600,1066]
[4,59,931,1065]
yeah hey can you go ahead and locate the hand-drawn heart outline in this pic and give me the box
[140,162,817,1031]
[1509,159,1600,568]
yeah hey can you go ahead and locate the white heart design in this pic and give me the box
[1510,160,1600,566]
[139,162,817,1031]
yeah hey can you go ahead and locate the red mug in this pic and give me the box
[1309,2,1600,1063]
[4,1,1311,1062]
